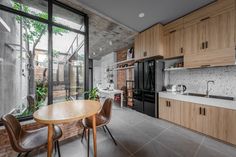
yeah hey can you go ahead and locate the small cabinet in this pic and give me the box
[159,98,181,125]
[163,18,184,59]
[134,24,163,60]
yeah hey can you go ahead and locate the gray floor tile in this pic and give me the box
[195,145,230,157]
[113,126,152,154]
[156,129,200,157]
[133,119,166,138]
[133,140,181,157]
[202,137,236,157]
[170,125,204,144]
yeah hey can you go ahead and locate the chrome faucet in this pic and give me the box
[206,80,215,97]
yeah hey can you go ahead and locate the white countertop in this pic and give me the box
[159,91,236,110]
[98,88,123,94]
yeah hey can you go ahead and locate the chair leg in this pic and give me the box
[81,127,85,142]
[102,126,106,133]
[57,140,61,157]
[87,129,90,157]
[24,151,30,157]
[104,125,117,145]
[54,141,57,153]
[17,153,21,157]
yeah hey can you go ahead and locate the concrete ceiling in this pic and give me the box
[77,0,215,32]
[59,0,215,59]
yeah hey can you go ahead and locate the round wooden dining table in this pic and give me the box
[33,100,101,157]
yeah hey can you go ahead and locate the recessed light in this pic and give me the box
[138,12,145,18]
[109,41,112,46]
[93,52,96,55]
[99,47,103,51]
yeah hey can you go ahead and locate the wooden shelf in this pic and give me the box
[113,66,134,71]
[164,67,186,71]
[113,58,135,66]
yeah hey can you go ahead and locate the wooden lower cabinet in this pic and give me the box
[159,97,236,145]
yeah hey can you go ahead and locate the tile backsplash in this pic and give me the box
[166,66,236,97]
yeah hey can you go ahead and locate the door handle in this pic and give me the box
[205,41,208,49]
[203,108,206,116]
[201,42,205,49]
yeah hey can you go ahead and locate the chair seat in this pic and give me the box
[19,125,62,152]
[82,114,109,128]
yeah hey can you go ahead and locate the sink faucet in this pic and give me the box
[206,80,215,97]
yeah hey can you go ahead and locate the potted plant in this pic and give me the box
[84,87,99,101]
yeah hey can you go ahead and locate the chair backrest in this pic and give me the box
[1,114,23,152]
[99,98,113,121]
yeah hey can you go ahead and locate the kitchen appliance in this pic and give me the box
[166,85,178,92]
[177,85,187,93]
[133,60,164,117]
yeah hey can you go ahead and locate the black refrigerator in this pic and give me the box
[133,60,163,117]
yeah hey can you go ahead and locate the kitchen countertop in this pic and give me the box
[159,91,236,110]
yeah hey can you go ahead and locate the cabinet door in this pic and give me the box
[134,35,141,60]
[184,19,207,54]
[159,98,170,121]
[140,32,146,58]
[206,9,235,53]
[163,34,171,58]
[180,102,204,132]
[145,28,151,57]
[169,99,181,125]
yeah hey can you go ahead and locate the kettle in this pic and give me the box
[177,85,187,93]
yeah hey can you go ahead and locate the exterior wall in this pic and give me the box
[0,121,83,157]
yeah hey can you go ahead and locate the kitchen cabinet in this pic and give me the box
[159,98,181,125]
[163,18,184,58]
[184,0,235,68]
[159,97,236,145]
[134,24,163,60]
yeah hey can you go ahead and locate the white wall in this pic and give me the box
[93,52,117,88]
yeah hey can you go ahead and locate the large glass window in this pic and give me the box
[0,0,48,19]
[0,1,88,123]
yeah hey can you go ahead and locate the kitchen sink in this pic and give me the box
[182,93,234,101]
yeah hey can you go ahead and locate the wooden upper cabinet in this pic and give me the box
[184,0,236,68]
[163,18,184,58]
[134,35,141,60]
[134,24,163,60]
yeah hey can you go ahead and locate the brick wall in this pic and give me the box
[0,121,83,157]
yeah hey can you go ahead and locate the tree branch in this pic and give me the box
[32,27,46,56]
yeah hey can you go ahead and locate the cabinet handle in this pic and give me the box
[199,107,202,115]
[203,108,206,116]
[166,101,168,107]
[205,41,208,49]
[180,47,184,54]
[169,30,176,34]
[169,101,171,107]
[144,51,147,57]
[201,42,205,49]
[200,17,210,21]
[201,65,210,68]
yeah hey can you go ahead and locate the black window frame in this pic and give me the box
[0,0,89,124]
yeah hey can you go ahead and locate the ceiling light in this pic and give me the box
[109,41,112,46]
[99,47,102,51]
[93,52,96,55]
[138,12,145,18]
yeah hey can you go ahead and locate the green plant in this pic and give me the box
[84,88,99,100]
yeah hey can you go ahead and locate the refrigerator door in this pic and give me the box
[138,62,143,90]
[143,60,155,92]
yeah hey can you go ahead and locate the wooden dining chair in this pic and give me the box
[1,114,62,157]
[81,98,117,156]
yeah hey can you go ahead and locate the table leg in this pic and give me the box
[47,124,54,157]
[92,115,97,157]
[120,93,123,108]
